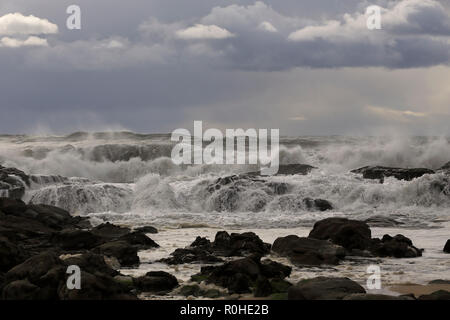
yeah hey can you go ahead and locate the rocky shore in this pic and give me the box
[1,163,449,300]
[1,197,449,300]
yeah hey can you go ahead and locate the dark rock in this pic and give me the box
[0,237,28,272]
[272,235,345,266]
[288,277,365,300]
[51,229,100,250]
[302,198,333,211]
[418,290,450,300]
[119,231,159,250]
[91,222,131,241]
[191,236,211,247]
[0,166,30,199]
[444,239,450,253]
[352,166,434,181]
[193,255,291,294]
[212,231,271,257]
[247,164,317,176]
[260,259,292,278]
[2,279,40,300]
[309,218,372,251]
[94,241,139,267]
[343,293,414,300]
[179,284,202,297]
[269,278,292,293]
[429,279,450,285]
[61,252,118,277]
[134,226,158,234]
[254,276,272,297]
[133,271,178,293]
[160,248,223,265]
[58,271,136,300]
[370,234,422,258]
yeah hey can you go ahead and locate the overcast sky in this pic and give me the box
[0,0,449,136]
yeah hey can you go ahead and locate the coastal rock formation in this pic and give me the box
[0,166,30,199]
[161,232,270,265]
[309,218,372,251]
[444,239,450,253]
[288,277,366,300]
[133,271,178,294]
[370,234,422,258]
[418,290,450,300]
[352,166,434,181]
[308,217,422,258]
[191,255,291,295]
[272,235,346,266]
[246,164,317,176]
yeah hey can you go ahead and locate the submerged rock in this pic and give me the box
[288,277,365,300]
[351,166,434,181]
[94,241,140,267]
[272,235,346,266]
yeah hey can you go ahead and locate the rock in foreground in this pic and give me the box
[288,277,366,300]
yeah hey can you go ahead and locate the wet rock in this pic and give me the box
[51,229,100,250]
[302,198,333,211]
[288,277,365,300]
[160,248,223,265]
[343,293,414,300]
[91,222,131,241]
[370,234,422,258]
[418,290,450,300]
[58,271,136,300]
[2,279,40,300]
[0,166,30,199]
[133,271,178,293]
[193,256,291,294]
[309,218,372,251]
[0,237,28,272]
[191,236,211,247]
[272,235,345,266]
[212,231,271,257]
[444,239,450,253]
[260,259,292,279]
[94,241,139,267]
[352,166,434,181]
[119,231,159,250]
[60,252,118,277]
[254,276,272,297]
[247,164,317,176]
[134,226,158,234]
[429,279,450,285]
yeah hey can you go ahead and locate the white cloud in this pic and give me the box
[258,21,277,32]
[176,24,234,40]
[0,13,58,35]
[0,36,48,48]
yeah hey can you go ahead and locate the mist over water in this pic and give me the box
[1,132,450,228]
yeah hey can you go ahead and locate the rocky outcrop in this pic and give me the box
[288,277,366,300]
[308,218,372,251]
[444,239,450,253]
[370,234,422,258]
[272,235,346,266]
[191,256,291,295]
[133,271,178,294]
[246,164,317,176]
[352,166,434,181]
[308,217,422,258]
[0,166,30,199]
[418,290,450,300]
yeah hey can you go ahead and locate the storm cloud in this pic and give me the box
[0,0,449,135]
